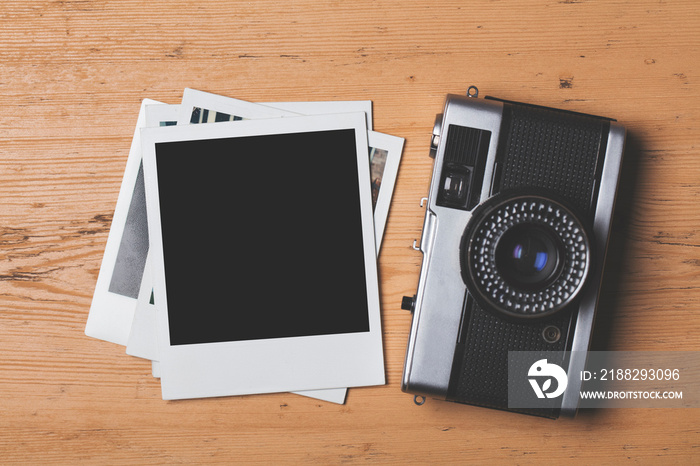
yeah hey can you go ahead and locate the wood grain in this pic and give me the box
[1,0,699,463]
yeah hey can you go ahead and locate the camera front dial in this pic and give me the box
[460,192,592,319]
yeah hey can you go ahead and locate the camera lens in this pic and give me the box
[460,192,592,319]
[495,224,563,291]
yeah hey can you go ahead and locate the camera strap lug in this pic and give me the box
[412,197,429,251]
[429,115,442,158]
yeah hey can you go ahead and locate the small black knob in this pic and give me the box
[401,295,416,312]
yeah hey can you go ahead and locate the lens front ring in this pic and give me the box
[460,192,592,319]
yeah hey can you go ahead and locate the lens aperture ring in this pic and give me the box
[462,194,591,318]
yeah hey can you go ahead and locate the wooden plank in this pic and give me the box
[1,0,698,463]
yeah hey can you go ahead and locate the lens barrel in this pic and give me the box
[460,192,592,319]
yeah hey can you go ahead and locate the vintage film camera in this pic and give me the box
[401,88,626,418]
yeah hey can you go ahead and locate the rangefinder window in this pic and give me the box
[436,125,490,211]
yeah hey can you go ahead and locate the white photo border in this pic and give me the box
[141,113,385,400]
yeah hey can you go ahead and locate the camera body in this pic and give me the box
[401,90,626,418]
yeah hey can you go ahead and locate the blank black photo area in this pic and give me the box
[155,128,371,346]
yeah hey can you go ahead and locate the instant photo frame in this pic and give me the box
[141,112,385,400]
[85,99,163,345]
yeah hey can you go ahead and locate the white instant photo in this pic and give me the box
[367,131,404,248]
[141,113,385,400]
[176,88,299,125]
[178,87,373,130]
[85,98,164,345]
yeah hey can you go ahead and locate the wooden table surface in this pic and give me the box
[2,0,698,463]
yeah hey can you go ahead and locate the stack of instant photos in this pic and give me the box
[85,88,404,403]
